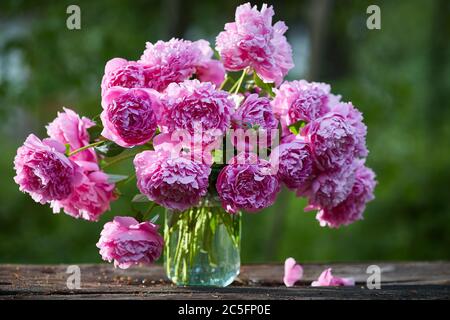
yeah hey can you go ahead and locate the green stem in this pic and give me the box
[171,217,183,280]
[68,140,105,157]
[165,202,241,285]
[232,69,247,94]
[219,76,229,90]
[228,82,238,93]
[229,71,245,93]
[172,211,188,284]
[102,152,137,169]
[117,173,136,186]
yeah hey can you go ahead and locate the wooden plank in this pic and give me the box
[0,262,449,300]
[2,286,450,300]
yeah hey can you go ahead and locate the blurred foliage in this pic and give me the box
[0,0,449,264]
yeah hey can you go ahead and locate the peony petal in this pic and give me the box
[283,257,303,287]
[311,268,355,287]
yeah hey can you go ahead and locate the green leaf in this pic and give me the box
[87,125,103,142]
[288,120,306,135]
[134,211,144,222]
[91,114,101,123]
[253,73,275,97]
[95,141,124,157]
[132,193,150,203]
[150,214,160,223]
[142,203,161,221]
[65,144,71,156]
[212,149,224,164]
[107,174,129,184]
[87,114,102,142]
[213,48,221,60]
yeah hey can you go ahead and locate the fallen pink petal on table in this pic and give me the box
[311,268,355,287]
[283,257,303,287]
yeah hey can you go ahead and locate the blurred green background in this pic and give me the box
[1,0,449,264]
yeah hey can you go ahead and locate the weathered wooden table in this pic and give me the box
[1,262,449,299]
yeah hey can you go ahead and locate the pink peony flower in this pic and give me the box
[96,216,164,269]
[216,153,280,214]
[134,148,211,211]
[14,134,81,204]
[304,163,356,209]
[196,59,226,87]
[272,80,331,126]
[269,21,294,85]
[46,107,97,162]
[302,111,360,171]
[151,132,215,166]
[160,80,233,146]
[316,160,376,228]
[216,3,293,85]
[270,138,314,190]
[330,101,368,158]
[311,268,355,287]
[193,39,226,86]
[231,93,279,148]
[139,38,222,91]
[101,58,147,95]
[139,38,199,91]
[283,257,303,287]
[101,87,160,147]
[51,161,116,222]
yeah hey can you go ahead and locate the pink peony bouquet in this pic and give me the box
[13,3,376,270]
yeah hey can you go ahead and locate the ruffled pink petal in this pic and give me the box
[311,268,355,287]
